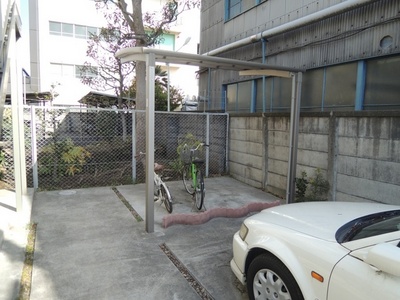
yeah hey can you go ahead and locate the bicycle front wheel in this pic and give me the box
[160,184,173,213]
[195,168,204,210]
[182,164,195,195]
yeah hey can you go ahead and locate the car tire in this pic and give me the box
[247,254,304,300]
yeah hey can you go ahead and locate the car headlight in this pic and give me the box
[239,223,249,241]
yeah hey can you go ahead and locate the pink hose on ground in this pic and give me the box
[162,200,281,228]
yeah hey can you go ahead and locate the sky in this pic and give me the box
[19,0,30,73]
[20,0,28,22]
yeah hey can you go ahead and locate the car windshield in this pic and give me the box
[336,210,400,243]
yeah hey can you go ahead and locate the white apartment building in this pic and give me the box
[27,0,200,106]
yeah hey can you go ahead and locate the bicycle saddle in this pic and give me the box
[154,163,164,172]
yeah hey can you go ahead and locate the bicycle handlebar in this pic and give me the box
[184,143,209,151]
[134,151,145,159]
[135,149,162,158]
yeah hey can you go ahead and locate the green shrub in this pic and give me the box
[0,148,5,180]
[39,138,91,177]
[171,133,203,174]
[295,171,308,202]
[176,133,203,158]
[308,168,330,201]
[295,168,329,202]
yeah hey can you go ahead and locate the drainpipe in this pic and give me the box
[204,0,375,56]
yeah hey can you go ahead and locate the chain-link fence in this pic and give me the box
[0,108,15,190]
[0,106,228,191]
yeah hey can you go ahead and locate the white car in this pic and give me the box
[231,201,400,300]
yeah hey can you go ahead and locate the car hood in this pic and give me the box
[246,201,399,242]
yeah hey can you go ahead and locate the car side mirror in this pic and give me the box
[365,243,400,277]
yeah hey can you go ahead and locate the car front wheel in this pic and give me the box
[247,254,304,300]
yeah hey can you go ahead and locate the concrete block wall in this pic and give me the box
[335,116,400,205]
[228,112,400,205]
[265,116,290,197]
[229,116,264,188]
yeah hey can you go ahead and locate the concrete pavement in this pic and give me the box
[0,188,34,300]
[1,176,282,300]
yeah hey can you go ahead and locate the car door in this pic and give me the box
[327,246,400,300]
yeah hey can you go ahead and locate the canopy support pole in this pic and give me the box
[286,72,302,204]
[145,53,156,233]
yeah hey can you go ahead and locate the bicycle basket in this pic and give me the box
[192,147,205,163]
[180,145,191,164]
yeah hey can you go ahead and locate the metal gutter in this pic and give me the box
[204,0,376,56]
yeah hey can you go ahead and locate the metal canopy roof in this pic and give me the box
[115,47,303,233]
[116,47,304,73]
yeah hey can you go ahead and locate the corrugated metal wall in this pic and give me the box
[200,0,366,54]
[264,0,400,69]
[199,0,400,100]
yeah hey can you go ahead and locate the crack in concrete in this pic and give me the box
[159,243,214,300]
[112,187,143,222]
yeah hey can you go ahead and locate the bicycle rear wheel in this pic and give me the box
[182,164,195,195]
[160,184,173,213]
[195,168,204,210]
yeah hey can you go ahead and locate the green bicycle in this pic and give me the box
[181,143,208,210]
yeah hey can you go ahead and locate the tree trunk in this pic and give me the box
[135,61,146,151]
[130,0,147,151]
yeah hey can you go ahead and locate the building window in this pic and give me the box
[50,63,75,78]
[50,21,98,39]
[62,23,73,37]
[49,21,61,35]
[225,54,400,113]
[225,0,267,20]
[301,69,324,112]
[50,63,98,79]
[49,21,74,37]
[324,63,357,111]
[226,80,252,112]
[226,84,237,111]
[75,25,98,39]
[237,81,252,112]
[87,26,98,38]
[49,21,72,37]
[364,56,400,110]
[226,0,241,19]
[256,78,268,112]
[75,65,98,78]
[272,78,292,112]
[75,25,87,39]
[153,33,175,51]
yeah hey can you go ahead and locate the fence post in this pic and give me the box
[131,110,136,182]
[225,113,230,173]
[327,113,338,201]
[286,72,302,204]
[31,107,38,189]
[205,113,210,177]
